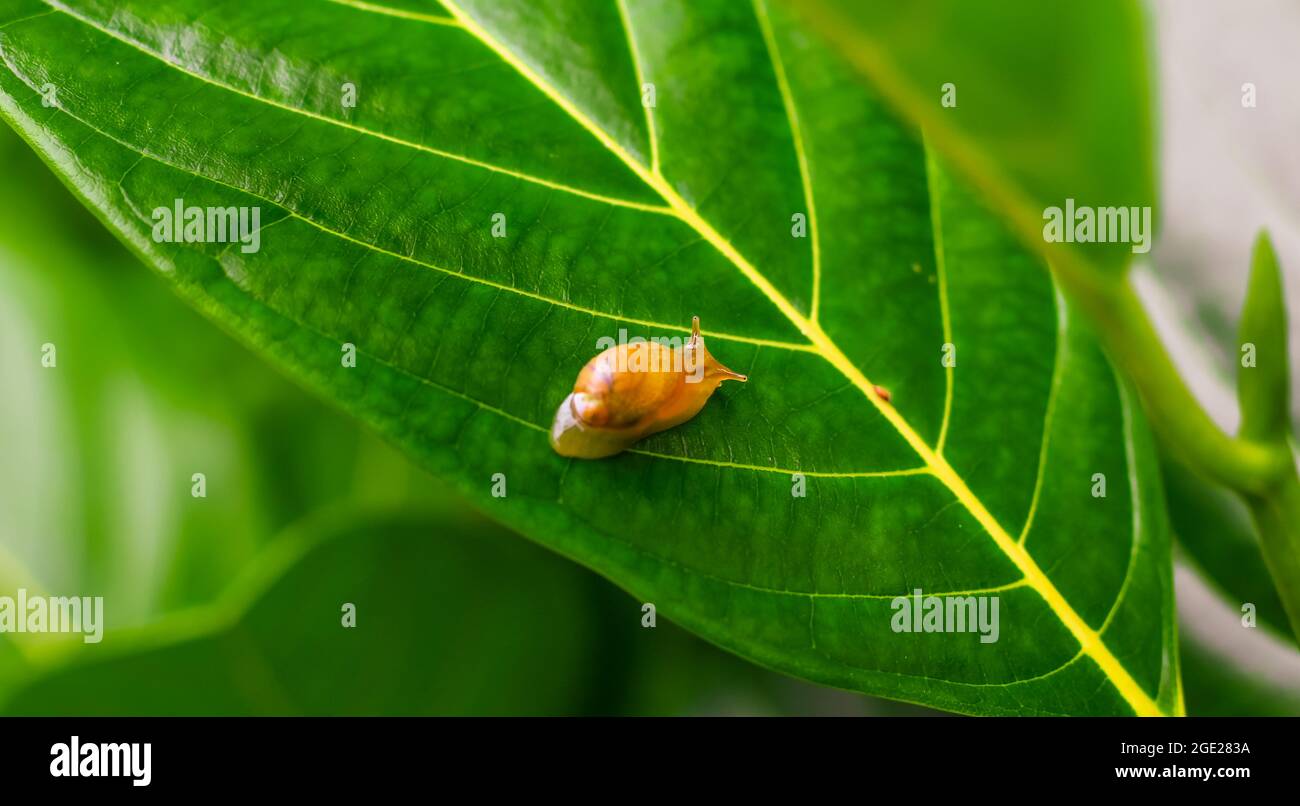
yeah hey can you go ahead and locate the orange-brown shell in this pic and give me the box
[550,317,747,458]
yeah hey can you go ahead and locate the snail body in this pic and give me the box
[550,317,747,458]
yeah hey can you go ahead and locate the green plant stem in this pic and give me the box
[1055,268,1300,638]
[1059,272,1291,491]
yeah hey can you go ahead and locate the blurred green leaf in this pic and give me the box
[0,0,1179,714]
[0,123,432,623]
[0,118,450,703]
[1232,232,1300,641]
[1163,460,1293,643]
[1237,230,1290,443]
[782,0,1156,279]
[2,507,604,715]
[1180,628,1300,717]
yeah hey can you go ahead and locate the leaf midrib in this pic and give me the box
[10,0,1167,714]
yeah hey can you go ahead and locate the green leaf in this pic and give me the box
[1233,233,1300,641]
[1164,457,1294,644]
[2,101,908,718]
[781,0,1156,279]
[1237,230,1291,443]
[0,0,1177,714]
[1,508,603,715]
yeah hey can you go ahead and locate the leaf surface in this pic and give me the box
[0,0,1177,714]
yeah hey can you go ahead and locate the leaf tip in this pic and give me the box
[1237,228,1290,442]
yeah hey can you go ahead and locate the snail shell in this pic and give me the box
[550,316,747,458]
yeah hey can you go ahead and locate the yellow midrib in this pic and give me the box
[325,0,460,27]
[420,1,1164,717]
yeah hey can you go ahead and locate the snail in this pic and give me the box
[550,316,748,458]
